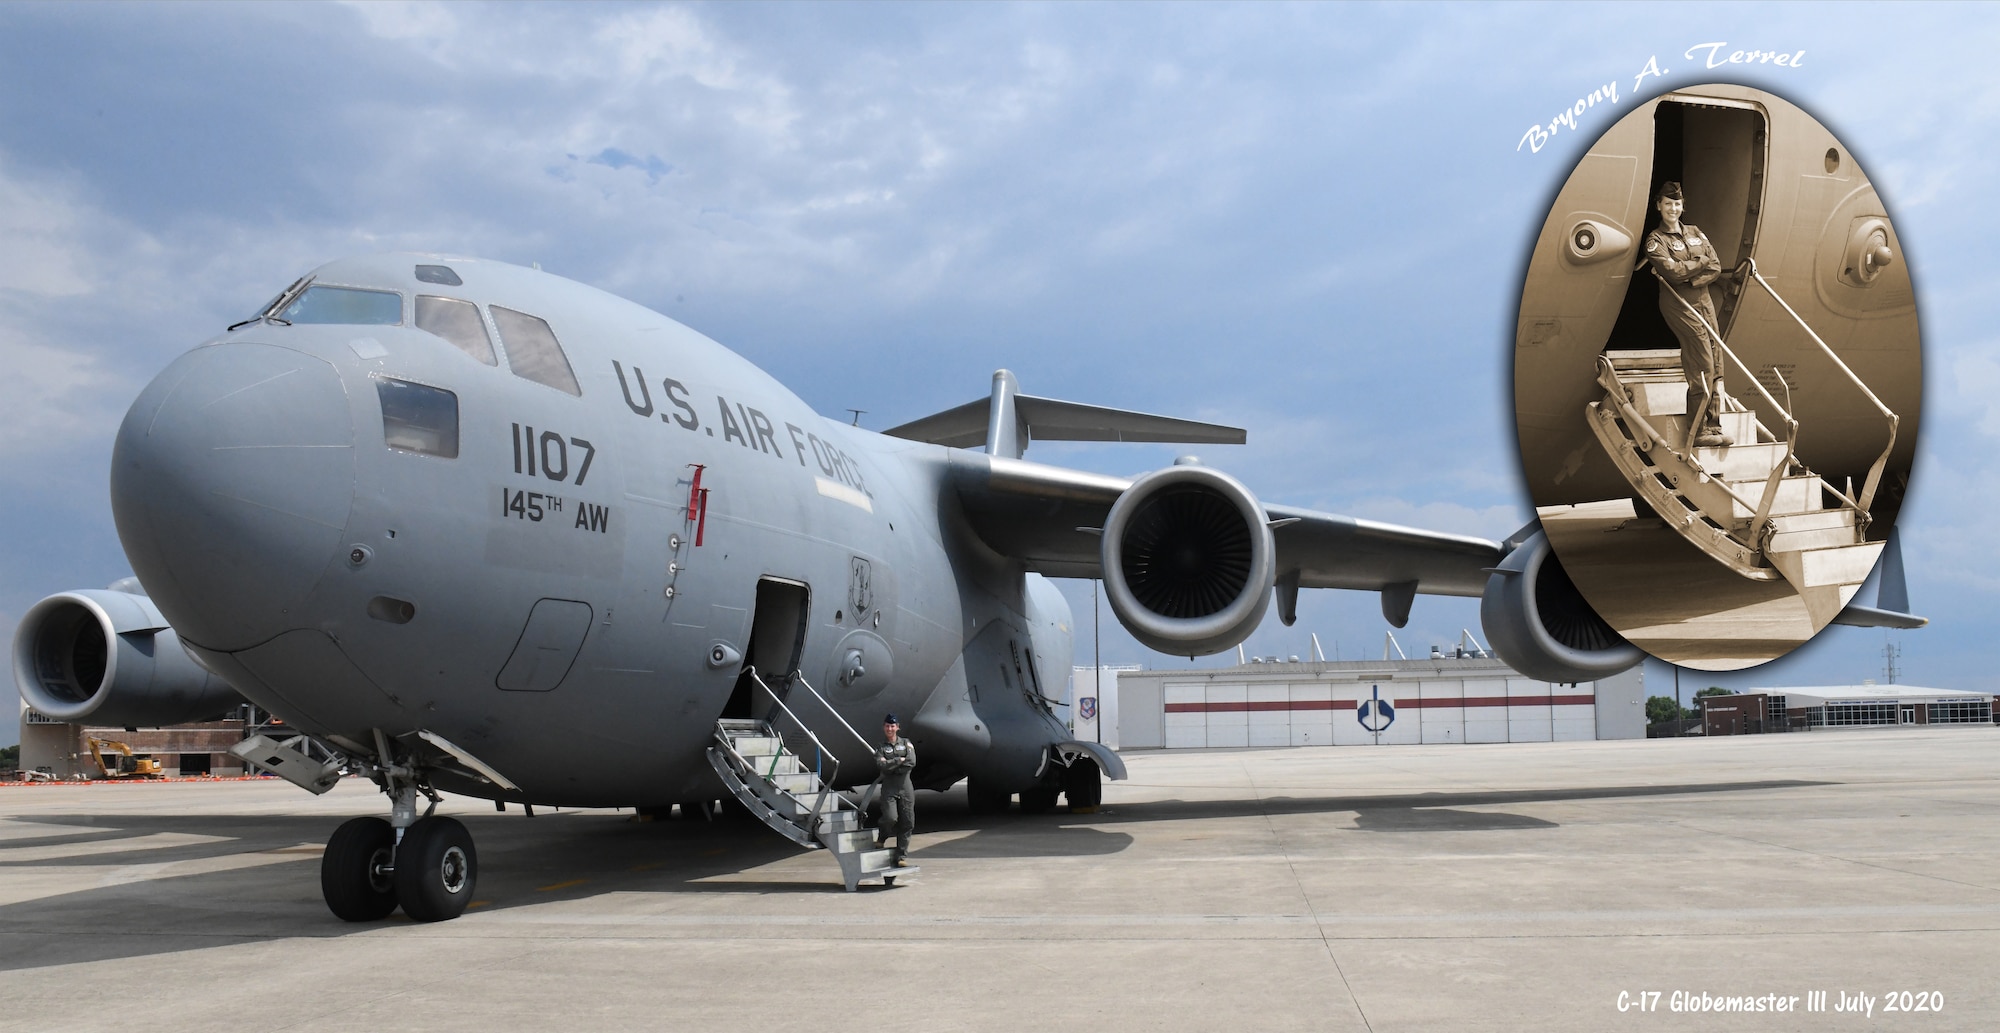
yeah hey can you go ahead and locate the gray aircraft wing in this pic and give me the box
[946,452,1504,624]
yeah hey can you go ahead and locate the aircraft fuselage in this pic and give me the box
[112,255,1074,807]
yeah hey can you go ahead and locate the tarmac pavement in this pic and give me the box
[1,727,1995,1031]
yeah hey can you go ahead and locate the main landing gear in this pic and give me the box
[320,734,479,923]
[963,755,1103,815]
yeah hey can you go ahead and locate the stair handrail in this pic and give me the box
[1748,367,1798,546]
[1739,257,1900,513]
[1650,268,1810,545]
[744,667,839,791]
[786,672,878,757]
[1648,266,1800,441]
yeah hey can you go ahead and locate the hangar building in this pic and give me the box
[1090,655,1646,749]
[1701,684,1995,734]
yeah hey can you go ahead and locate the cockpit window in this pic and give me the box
[376,378,459,458]
[280,285,404,326]
[414,296,496,366]
[415,264,463,286]
[491,306,581,396]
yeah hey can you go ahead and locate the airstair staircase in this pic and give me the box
[1586,261,1900,626]
[705,672,912,891]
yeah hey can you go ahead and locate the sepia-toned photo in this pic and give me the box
[1514,84,1921,671]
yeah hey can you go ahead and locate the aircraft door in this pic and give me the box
[722,578,809,719]
[1670,100,1767,335]
[1602,98,1769,348]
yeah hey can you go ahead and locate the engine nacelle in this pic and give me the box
[12,588,240,727]
[1102,465,1276,656]
[1480,531,1645,684]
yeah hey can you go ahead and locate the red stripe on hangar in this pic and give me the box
[1404,694,1596,708]
[1166,700,1359,713]
[1165,694,1593,714]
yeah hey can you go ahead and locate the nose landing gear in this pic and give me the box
[318,732,480,923]
[394,816,477,922]
[320,812,479,923]
[321,816,398,922]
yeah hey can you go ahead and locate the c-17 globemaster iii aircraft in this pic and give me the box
[22,252,1677,921]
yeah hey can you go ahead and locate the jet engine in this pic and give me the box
[1101,465,1276,656]
[1479,531,1645,684]
[12,587,239,727]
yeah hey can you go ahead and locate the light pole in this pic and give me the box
[1092,579,1101,744]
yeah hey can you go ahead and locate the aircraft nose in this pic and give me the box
[111,341,356,651]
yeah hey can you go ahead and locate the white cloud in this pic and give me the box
[0,164,95,297]
[0,330,127,457]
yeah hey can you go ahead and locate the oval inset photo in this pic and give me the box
[1514,84,1920,671]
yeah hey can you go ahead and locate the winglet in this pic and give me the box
[1831,528,1926,629]
[884,370,1246,458]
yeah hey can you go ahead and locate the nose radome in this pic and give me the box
[112,341,356,652]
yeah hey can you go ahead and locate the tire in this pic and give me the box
[1018,786,1059,814]
[394,816,478,923]
[321,816,398,922]
[1061,757,1103,810]
[965,779,1011,815]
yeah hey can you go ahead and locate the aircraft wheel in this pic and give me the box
[322,817,399,922]
[394,816,478,923]
[1061,757,1103,810]
[965,779,1011,815]
[1018,787,1059,814]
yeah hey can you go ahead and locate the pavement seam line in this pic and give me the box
[1678,819,2000,894]
[1246,757,1375,1033]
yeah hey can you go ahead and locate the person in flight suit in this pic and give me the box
[875,713,916,867]
[1643,180,1732,447]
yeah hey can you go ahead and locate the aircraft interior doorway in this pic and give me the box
[723,577,811,720]
[1604,99,1770,351]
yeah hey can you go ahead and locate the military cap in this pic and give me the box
[1657,180,1684,201]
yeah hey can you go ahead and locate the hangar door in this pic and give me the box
[1161,677,1597,747]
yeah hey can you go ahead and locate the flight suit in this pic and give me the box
[1644,223,1728,441]
[875,737,916,859]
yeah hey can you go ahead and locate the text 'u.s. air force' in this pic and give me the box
[611,360,871,497]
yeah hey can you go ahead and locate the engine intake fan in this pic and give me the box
[12,589,238,727]
[1101,465,1276,656]
[1479,530,1644,684]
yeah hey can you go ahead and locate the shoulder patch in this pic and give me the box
[1646,240,1660,253]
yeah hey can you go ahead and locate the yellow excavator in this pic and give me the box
[85,738,165,780]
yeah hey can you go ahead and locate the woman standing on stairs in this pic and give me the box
[1644,180,1732,448]
[875,714,916,868]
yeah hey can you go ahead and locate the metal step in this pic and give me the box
[1769,510,1856,533]
[1767,523,1865,554]
[1693,441,1789,481]
[710,717,901,891]
[1769,540,1887,626]
[1627,379,1688,417]
[831,829,880,853]
[730,736,783,755]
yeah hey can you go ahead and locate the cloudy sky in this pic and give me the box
[4,3,1995,741]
